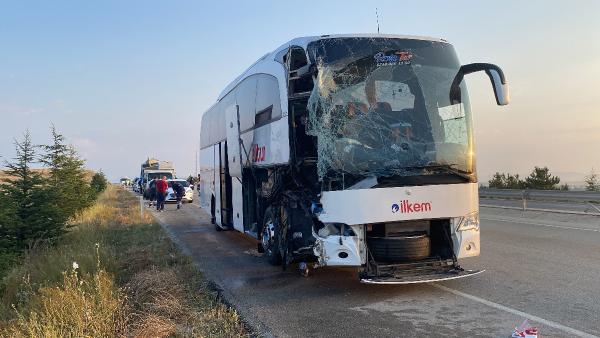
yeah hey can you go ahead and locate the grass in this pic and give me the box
[0,185,246,337]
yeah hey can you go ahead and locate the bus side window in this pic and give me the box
[289,47,307,71]
[255,74,282,124]
[287,47,313,96]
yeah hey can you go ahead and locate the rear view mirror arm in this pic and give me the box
[450,63,509,106]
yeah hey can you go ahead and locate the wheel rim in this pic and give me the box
[262,218,276,254]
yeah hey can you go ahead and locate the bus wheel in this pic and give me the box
[211,196,224,231]
[261,206,282,265]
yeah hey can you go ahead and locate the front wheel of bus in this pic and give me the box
[261,206,282,265]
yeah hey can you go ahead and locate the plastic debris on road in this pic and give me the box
[511,319,539,338]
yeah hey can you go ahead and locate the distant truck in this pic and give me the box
[140,158,176,198]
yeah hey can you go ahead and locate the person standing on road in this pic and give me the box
[155,176,168,212]
[148,179,157,207]
[172,181,186,210]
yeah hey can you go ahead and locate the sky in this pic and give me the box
[1,0,599,183]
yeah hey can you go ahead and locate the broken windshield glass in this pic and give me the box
[305,37,475,181]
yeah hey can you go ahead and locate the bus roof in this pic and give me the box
[216,34,447,101]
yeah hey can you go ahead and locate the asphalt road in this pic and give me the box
[481,198,600,214]
[148,198,600,337]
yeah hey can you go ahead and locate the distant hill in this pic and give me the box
[553,171,587,185]
[0,168,97,182]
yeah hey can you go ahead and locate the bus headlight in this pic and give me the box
[457,212,479,232]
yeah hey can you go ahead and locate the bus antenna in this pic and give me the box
[375,8,380,34]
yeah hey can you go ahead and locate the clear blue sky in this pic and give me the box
[1,0,598,182]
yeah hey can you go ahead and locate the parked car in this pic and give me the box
[165,179,193,203]
[132,177,141,193]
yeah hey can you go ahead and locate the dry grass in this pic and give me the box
[0,185,246,338]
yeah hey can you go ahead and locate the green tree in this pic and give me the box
[90,171,108,197]
[40,126,92,221]
[488,172,505,188]
[524,166,561,190]
[488,172,525,189]
[584,169,600,192]
[505,174,525,189]
[0,132,63,250]
[0,188,20,273]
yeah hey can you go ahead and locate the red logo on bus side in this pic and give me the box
[252,144,266,162]
[392,200,432,213]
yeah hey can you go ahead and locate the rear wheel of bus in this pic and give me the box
[211,195,225,231]
[261,206,282,265]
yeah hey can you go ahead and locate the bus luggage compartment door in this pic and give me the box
[225,104,243,178]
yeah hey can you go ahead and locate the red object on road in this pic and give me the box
[524,328,538,338]
[512,320,538,338]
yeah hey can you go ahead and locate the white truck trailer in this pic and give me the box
[198,34,509,284]
[140,158,176,198]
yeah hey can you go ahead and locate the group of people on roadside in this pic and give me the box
[147,176,186,212]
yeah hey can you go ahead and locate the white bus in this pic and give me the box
[199,34,509,284]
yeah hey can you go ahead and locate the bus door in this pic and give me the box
[212,143,221,226]
[217,141,233,227]
[225,104,245,232]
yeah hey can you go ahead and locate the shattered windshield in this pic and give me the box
[306,37,474,181]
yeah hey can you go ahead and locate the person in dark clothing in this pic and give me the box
[155,176,168,212]
[148,179,158,207]
[172,181,186,209]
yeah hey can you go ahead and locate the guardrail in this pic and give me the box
[479,189,600,203]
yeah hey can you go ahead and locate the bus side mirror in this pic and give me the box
[450,63,510,106]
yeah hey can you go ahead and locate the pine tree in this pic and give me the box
[0,187,19,269]
[488,172,525,189]
[505,174,524,189]
[40,126,92,221]
[584,169,600,192]
[0,132,63,250]
[488,172,505,188]
[524,166,561,190]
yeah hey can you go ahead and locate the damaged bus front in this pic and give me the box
[199,34,509,284]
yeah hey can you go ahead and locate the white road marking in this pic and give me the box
[431,284,599,338]
[481,216,600,233]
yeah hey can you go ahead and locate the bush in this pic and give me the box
[90,171,108,199]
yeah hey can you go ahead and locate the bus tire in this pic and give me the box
[367,232,430,262]
[261,206,282,265]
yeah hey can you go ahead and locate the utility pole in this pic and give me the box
[375,8,380,34]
